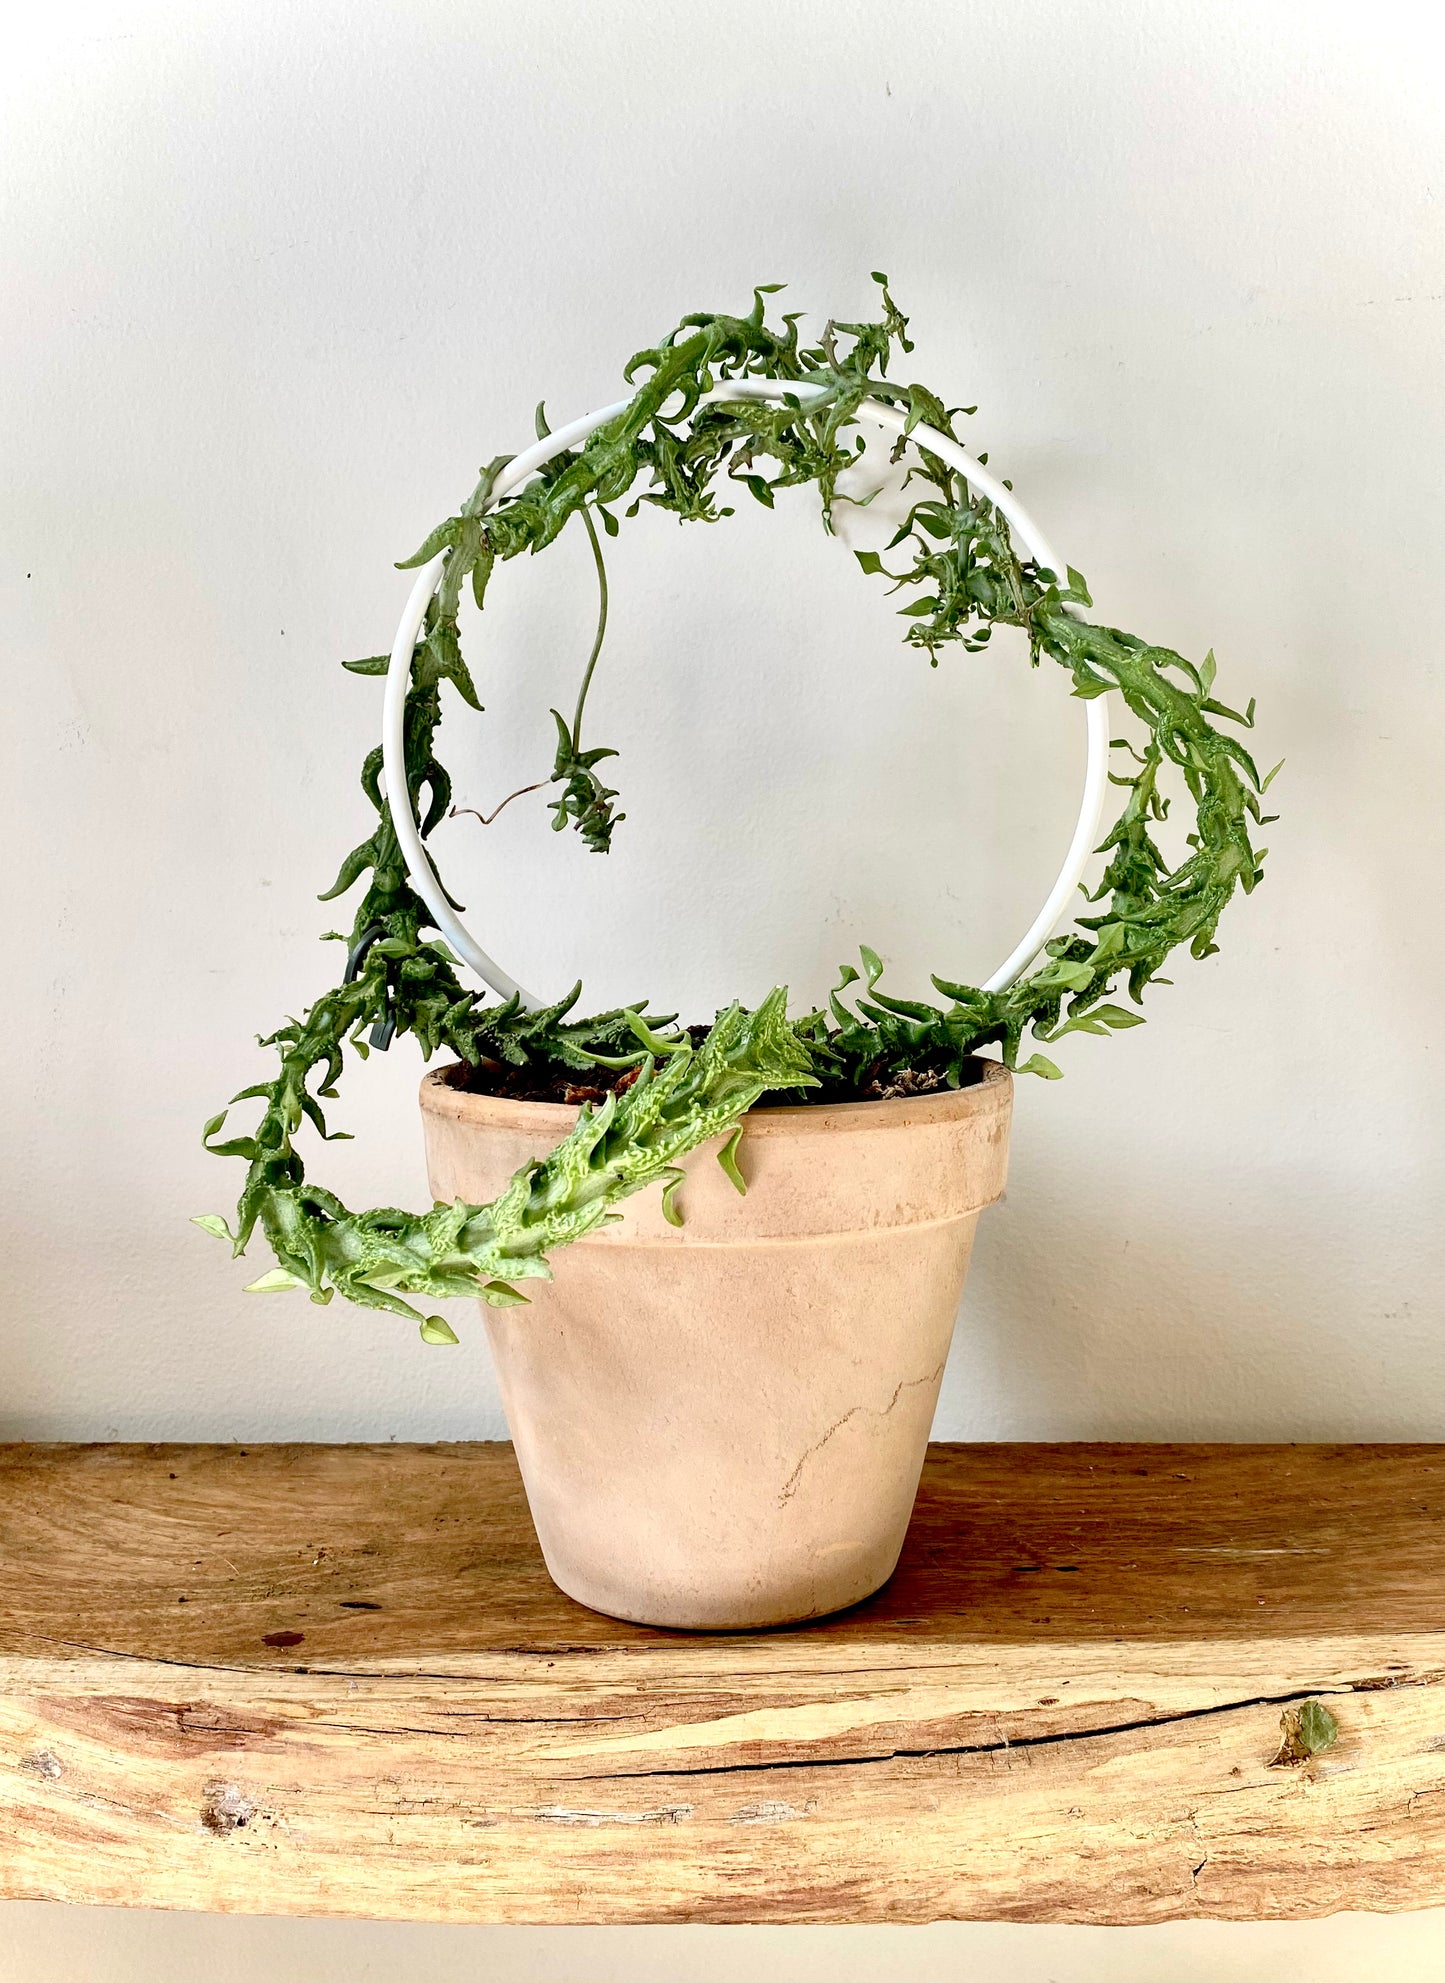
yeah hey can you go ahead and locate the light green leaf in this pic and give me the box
[419,1315,460,1344]
[660,1169,686,1228]
[1086,1003,1146,1031]
[625,1009,687,1056]
[1017,1054,1063,1080]
[1271,1697,1339,1765]
[244,1268,306,1293]
[1296,1699,1339,1755]
[717,1126,747,1196]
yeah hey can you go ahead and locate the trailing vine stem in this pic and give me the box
[570,505,610,757]
[199,275,1274,1340]
[546,499,620,850]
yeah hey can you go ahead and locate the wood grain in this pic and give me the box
[3,1441,1445,1924]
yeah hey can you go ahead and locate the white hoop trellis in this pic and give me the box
[382,381,1112,1011]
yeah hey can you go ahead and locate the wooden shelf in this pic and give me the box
[2,1441,1444,1925]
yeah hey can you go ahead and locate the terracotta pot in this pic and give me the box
[419,1059,1012,1630]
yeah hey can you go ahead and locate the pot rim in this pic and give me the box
[418,1055,1010,1139]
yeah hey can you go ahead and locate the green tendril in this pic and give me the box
[199,279,1271,1332]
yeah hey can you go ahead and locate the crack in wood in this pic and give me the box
[433,1711,641,1724]
[317,1717,635,1739]
[534,1804,693,1827]
[564,1681,1359,1782]
[23,1637,629,1681]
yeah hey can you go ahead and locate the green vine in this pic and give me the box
[199,276,1274,1339]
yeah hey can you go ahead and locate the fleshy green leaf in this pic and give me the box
[1017,1054,1063,1080]
[717,1126,748,1196]
[660,1169,686,1227]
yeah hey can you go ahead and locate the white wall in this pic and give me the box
[3,0,1443,1974]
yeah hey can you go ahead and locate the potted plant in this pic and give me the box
[198,278,1272,1629]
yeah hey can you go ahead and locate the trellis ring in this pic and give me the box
[382,380,1112,1009]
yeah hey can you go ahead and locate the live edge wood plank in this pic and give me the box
[3,1443,1445,1926]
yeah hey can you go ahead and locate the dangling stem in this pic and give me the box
[449,783,549,828]
[570,503,609,748]
[453,500,615,838]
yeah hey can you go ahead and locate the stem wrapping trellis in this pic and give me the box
[198,278,1274,1338]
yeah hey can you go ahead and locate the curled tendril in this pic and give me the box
[199,276,1273,1336]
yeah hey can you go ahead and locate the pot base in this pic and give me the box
[538,1551,901,1633]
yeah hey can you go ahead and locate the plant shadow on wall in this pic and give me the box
[195,277,1275,1345]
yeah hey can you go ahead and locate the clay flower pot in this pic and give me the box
[419,1059,1011,1629]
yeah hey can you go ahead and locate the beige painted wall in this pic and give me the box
[6,1906,1445,1982]
[3,0,1442,1972]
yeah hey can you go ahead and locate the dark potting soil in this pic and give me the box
[439,1045,990,1109]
